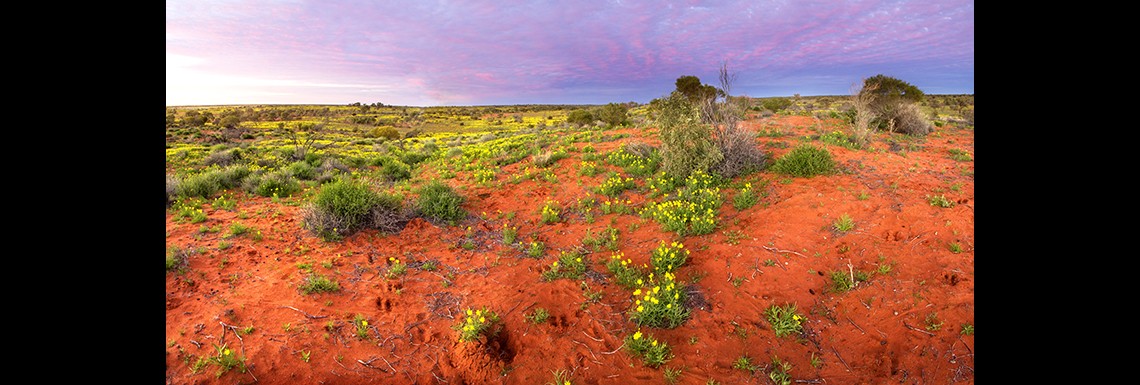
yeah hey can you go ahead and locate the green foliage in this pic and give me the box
[370,126,400,140]
[526,308,550,324]
[540,199,561,224]
[769,144,835,177]
[248,169,302,197]
[300,272,340,294]
[596,172,637,197]
[453,307,500,342]
[732,181,760,210]
[415,180,466,225]
[760,97,793,112]
[527,241,546,258]
[765,304,804,338]
[352,314,370,340]
[501,223,519,244]
[566,109,595,126]
[630,271,688,329]
[767,355,793,385]
[832,213,854,232]
[625,329,673,367]
[927,194,955,208]
[640,170,723,236]
[605,251,646,289]
[541,251,587,281]
[650,240,689,275]
[961,323,974,336]
[596,103,629,127]
[674,75,719,104]
[311,179,382,232]
[206,343,248,378]
[733,355,758,373]
[655,92,723,179]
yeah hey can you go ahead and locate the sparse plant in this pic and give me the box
[928,194,955,208]
[625,329,673,367]
[386,256,407,279]
[352,314,370,340]
[527,241,545,258]
[960,322,974,336]
[540,199,561,224]
[541,251,587,281]
[732,182,759,210]
[206,343,247,378]
[949,242,963,253]
[501,222,519,244]
[733,355,758,373]
[300,272,340,294]
[606,251,647,289]
[630,271,689,328]
[596,172,637,197]
[664,366,682,384]
[767,355,793,385]
[650,240,690,275]
[765,303,804,338]
[547,369,572,385]
[924,312,943,331]
[832,214,855,232]
[526,308,551,324]
[453,307,500,342]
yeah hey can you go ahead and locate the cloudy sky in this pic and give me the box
[166,0,973,106]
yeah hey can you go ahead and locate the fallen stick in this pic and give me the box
[582,331,604,342]
[601,342,625,355]
[903,321,936,336]
[761,245,807,258]
[831,347,850,370]
[282,306,328,319]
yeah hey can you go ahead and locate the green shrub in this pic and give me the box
[370,126,400,140]
[655,92,723,179]
[379,159,412,181]
[760,97,793,112]
[769,144,835,177]
[286,160,317,180]
[249,169,302,197]
[415,180,466,225]
[310,179,382,233]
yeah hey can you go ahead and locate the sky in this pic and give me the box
[166,0,973,107]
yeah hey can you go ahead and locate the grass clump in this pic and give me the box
[302,179,407,241]
[769,144,835,177]
[415,180,466,226]
[300,272,340,294]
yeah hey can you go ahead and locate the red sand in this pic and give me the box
[166,115,974,384]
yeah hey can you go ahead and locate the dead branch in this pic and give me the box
[832,347,851,370]
[903,321,936,336]
[601,342,626,355]
[847,317,866,335]
[282,306,328,319]
[582,331,604,342]
[761,245,807,258]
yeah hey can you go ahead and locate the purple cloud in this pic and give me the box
[167,0,973,106]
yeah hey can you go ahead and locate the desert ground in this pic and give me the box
[166,108,974,385]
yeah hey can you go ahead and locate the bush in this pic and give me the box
[655,92,722,179]
[379,159,412,181]
[892,103,933,136]
[859,74,926,134]
[760,97,792,113]
[286,160,316,180]
[415,180,466,225]
[566,109,594,126]
[369,126,399,140]
[203,147,242,167]
[769,144,835,177]
[176,170,223,199]
[596,103,629,127]
[312,179,382,231]
[247,169,302,197]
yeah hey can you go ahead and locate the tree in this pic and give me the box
[674,75,719,105]
[566,109,595,126]
[859,74,925,131]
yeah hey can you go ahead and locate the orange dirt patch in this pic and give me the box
[166,115,974,384]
